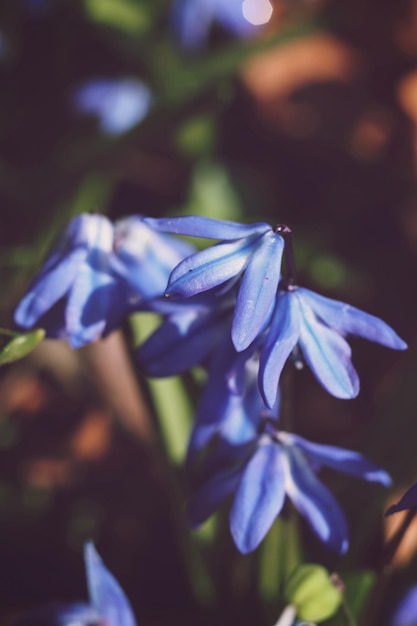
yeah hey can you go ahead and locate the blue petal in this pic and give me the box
[144,216,271,240]
[298,288,407,350]
[259,290,300,408]
[280,432,392,486]
[137,305,232,377]
[14,248,87,327]
[296,293,359,399]
[230,441,285,553]
[232,231,284,351]
[284,447,349,554]
[386,482,417,515]
[188,465,243,528]
[66,254,118,348]
[165,236,262,298]
[85,542,137,626]
[14,214,114,329]
[113,216,195,300]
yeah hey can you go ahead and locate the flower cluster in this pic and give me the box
[14,213,406,555]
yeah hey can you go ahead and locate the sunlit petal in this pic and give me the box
[232,231,283,351]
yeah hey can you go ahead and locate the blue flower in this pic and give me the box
[14,213,192,348]
[73,78,152,135]
[389,585,417,626]
[13,542,136,626]
[145,216,285,351]
[172,0,263,49]
[259,286,407,407]
[188,426,391,554]
[187,338,273,461]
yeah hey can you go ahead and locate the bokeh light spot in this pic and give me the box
[242,0,273,26]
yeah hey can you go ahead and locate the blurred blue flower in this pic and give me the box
[172,0,260,49]
[14,213,192,348]
[259,286,407,407]
[112,215,195,301]
[390,585,417,626]
[84,542,136,626]
[188,425,391,554]
[14,542,136,626]
[145,215,285,351]
[73,78,152,135]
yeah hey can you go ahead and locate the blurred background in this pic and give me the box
[1,0,417,624]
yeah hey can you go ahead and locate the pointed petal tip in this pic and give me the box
[231,530,256,554]
[231,326,252,353]
[84,540,99,564]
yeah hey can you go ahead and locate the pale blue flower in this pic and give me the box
[259,286,407,407]
[188,425,391,554]
[14,213,191,348]
[74,78,152,135]
[145,215,285,351]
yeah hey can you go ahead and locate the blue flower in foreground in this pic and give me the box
[14,213,191,348]
[14,542,136,626]
[390,585,417,626]
[172,0,259,49]
[74,78,152,135]
[259,286,407,407]
[188,427,391,554]
[145,215,285,351]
